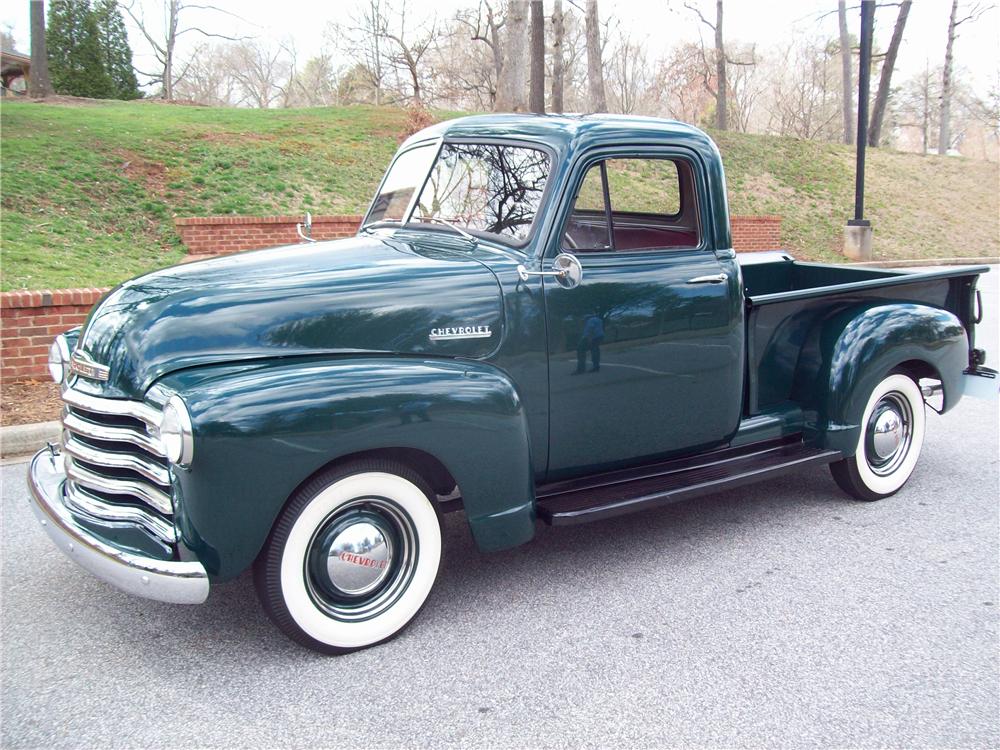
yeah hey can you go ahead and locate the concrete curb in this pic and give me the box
[0,421,61,458]
[847,257,998,268]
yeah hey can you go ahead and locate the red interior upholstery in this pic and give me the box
[613,226,697,250]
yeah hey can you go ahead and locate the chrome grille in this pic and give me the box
[60,388,176,545]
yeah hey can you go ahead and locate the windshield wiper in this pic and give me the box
[361,219,403,234]
[414,216,479,245]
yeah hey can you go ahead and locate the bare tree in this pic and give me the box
[605,31,647,114]
[438,7,502,109]
[172,43,238,104]
[711,0,725,128]
[496,0,527,111]
[122,0,248,100]
[380,0,436,105]
[584,0,606,111]
[939,1,993,154]
[289,53,341,107]
[226,39,295,108]
[550,0,565,112]
[867,0,911,146]
[328,0,391,105]
[28,0,53,97]
[649,41,714,123]
[174,43,230,107]
[458,1,505,96]
[838,0,854,144]
[683,0,726,128]
[683,0,754,130]
[728,42,763,132]
[766,37,842,140]
[896,63,941,154]
[528,0,545,112]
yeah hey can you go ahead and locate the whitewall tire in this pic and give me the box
[830,372,926,501]
[254,460,442,654]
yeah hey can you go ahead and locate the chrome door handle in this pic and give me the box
[686,273,728,284]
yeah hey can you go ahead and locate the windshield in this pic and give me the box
[366,143,437,225]
[365,141,552,244]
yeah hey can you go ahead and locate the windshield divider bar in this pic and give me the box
[402,137,444,227]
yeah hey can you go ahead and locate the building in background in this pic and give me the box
[1,47,30,95]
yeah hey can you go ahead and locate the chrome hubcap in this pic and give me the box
[865,392,913,476]
[325,521,393,596]
[305,499,418,622]
[871,409,903,460]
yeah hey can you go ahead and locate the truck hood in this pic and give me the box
[75,235,504,396]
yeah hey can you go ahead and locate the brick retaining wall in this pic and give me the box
[175,215,362,255]
[1,289,109,382]
[731,215,782,252]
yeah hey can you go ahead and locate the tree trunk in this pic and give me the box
[551,0,564,113]
[938,0,958,154]
[528,0,545,113]
[496,0,528,111]
[920,64,930,154]
[838,0,854,144]
[411,65,421,106]
[28,0,52,97]
[161,0,180,100]
[868,0,910,146]
[584,0,606,111]
[714,0,727,130]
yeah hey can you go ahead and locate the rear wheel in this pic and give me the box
[254,460,442,654]
[830,373,926,501]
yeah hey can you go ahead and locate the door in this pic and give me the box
[544,153,744,477]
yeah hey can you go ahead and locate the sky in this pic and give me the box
[3,0,998,99]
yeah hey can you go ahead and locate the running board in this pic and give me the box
[536,437,841,526]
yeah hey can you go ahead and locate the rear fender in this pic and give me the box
[159,357,536,580]
[792,302,967,455]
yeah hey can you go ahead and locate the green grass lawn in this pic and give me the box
[1,99,997,291]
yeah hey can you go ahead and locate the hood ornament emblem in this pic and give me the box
[70,351,110,381]
[429,325,492,341]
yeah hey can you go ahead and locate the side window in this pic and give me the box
[562,163,611,251]
[561,156,700,254]
[605,158,681,217]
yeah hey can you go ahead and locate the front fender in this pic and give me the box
[794,302,967,455]
[159,357,536,580]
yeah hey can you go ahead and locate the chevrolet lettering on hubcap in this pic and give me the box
[325,521,393,596]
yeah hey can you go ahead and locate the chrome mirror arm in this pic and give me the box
[517,265,564,281]
[296,212,316,243]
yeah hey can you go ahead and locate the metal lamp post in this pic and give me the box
[845,0,876,261]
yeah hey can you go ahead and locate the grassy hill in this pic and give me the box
[1,99,997,291]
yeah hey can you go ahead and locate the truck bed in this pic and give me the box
[738,253,988,415]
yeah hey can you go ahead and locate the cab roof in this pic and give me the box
[400,113,719,159]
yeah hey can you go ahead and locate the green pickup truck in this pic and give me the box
[28,114,995,654]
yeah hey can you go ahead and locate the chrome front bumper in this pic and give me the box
[26,449,209,605]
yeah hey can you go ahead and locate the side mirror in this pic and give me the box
[516,253,583,290]
[296,212,316,243]
[551,253,583,289]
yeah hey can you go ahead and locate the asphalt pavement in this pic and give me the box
[2,268,997,749]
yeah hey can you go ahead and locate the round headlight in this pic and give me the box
[160,395,194,466]
[48,336,70,384]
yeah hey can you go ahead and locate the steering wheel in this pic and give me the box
[562,232,579,250]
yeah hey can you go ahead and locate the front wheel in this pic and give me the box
[254,460,442,654]
[830,372,926,501]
